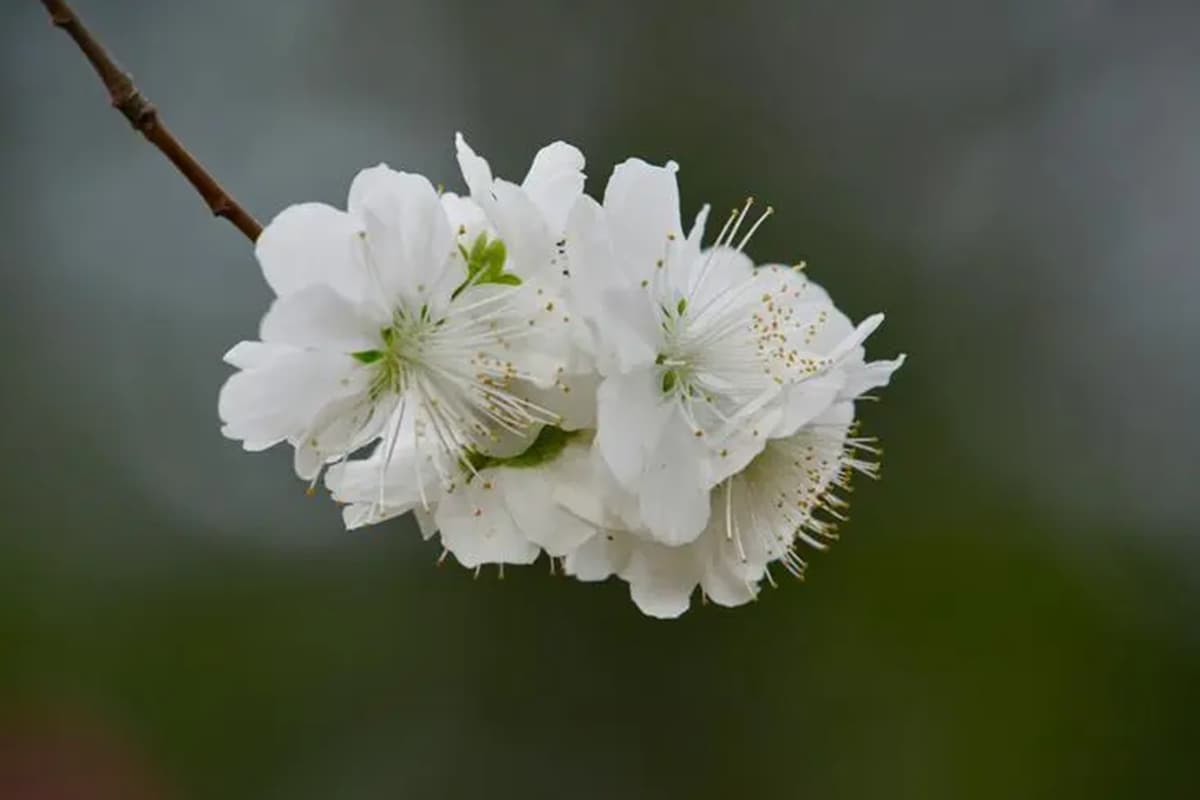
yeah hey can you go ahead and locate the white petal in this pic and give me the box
[702,409,777,487]
[293,390,393,480]
[687,246,755,309]
[222,341,296,370]
[293,442,324,483]
[602,158,683,273]
[772,374,844,438]
[255,203,367,302]
[840,354,906,400]
[563,195,612,299]
[435,474,540,567]
[474,422,539,459]
[258,284,382,351]
[767,268,832,305]
[637,412,711,546]
[218,351,357,451]
[440,192,494,243]
[697,505,769,608]
[662,205,709,299]
[551,441,633,531]
[564,529,631,582]
[684,204,710,252]
[414,506,439,540]
[830,313,885,362]
[521,141,585,235]
[454,133,494,202]
[565,196,643,328]
[622,540,701,619]
[756,266,846,353]
[346,163,395,217]
[325,436,435,519]
[483,276,591,390]
[500,468,596,557]
[595,368,672,488]
[814,399,856,427]
[628,582,693,618]
[351,166,460,313]
[598,288,660,372]
[523,371,598,431]
[488,179,554,280]
[700,561,760,609]
[339,501,399,530]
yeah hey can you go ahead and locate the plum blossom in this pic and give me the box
[561,398,899,618]
[553,266,905,618]
[219,135,585,498]
[564,159,888,547]
[219,138,904,618]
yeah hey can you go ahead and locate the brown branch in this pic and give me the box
[40,0,262,242]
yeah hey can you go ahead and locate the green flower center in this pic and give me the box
[656,298,692,395]
[352,312,434,400]
[349,232,522,400]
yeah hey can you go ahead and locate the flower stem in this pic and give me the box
[39,0,262,242]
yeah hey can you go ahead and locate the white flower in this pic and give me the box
[452,135,600,427]
[219,136,586,494]
[563,397,898,618]
[218,134,907,618]
[287,134,601,569]
[564,158,886,547]
[550,256,905,616]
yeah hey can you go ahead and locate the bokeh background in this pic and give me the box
[3,0,1198,797]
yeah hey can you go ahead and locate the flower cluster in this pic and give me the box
[218,135,905,617]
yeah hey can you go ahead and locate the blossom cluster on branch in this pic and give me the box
[218,135,904,617]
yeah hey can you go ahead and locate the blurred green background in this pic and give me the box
[2,0,1198,797]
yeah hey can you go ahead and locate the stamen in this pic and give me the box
[689,203,749,298]
[724,197,755,248]
[763,565,779,588]
[724,476,735,542]
[735,206,773,253]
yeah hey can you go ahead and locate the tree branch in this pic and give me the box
[40,0,262,242]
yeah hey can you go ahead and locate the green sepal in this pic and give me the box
[453,233,521,298]
[352,349,384,364]
[501,425,575,469]
[461,425,578,476]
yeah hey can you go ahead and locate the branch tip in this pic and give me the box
[40,0,262,242]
